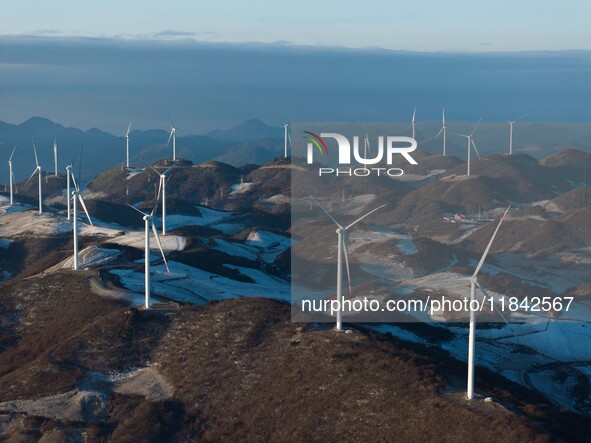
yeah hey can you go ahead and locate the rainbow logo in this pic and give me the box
[303,131,328,156]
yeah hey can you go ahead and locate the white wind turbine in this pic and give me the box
[23,141,43,214]
[464,205,511,400]
[364,132,371,160]
[129,186,171,309]
[53,138,58,176]
[65,159,73,220]
[7,144,17,205]
[435,109,447,156]
[314,198,388,330]
[508,114,527,155]
[142,158,176,235]
[125,121,132,168]
[167,115,177,161]
[284,123,294,158]
[457,119,481,176]
[69,171,94,271]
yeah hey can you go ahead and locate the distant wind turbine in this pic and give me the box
[125,121,132,168]
[129,184,171,309]
[284,115,295,158]
[411,107,416,139]
[69,170,94,270]
[23,141,42,214]
[435,109,447,156]
[65,156,75,221]
[7,144,17,205]
[508,114,527,155]
[313,198,388,330]
[284,123,290,157]
[167,115,177,161]
[53,138,58,176]
[142,157,176,235]
[456,119,482,176]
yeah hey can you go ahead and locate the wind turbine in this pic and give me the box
[53,138,58,176]
[167,115,177,161]
[129,185,171,309]
[69,171,94,270]
[125,121,132,168]
[465,205,511,400]
[284,123,292,158]
[457,119,481,176]
[7,144,17,205]
[435,109,447,156]
[313,198,388,330]
[507,114,527,155]
[65,160,73,220]
[142,157,176,235]
[23,141,43,214]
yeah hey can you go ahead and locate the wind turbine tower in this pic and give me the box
[168,116,177,161]
[457,119,481,176]
[70,171,94,270]
[53,138,58,176]
[125,121,132,168]
[7,144,17,205]
[435,109,447,156]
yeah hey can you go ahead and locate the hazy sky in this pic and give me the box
[1,0,590,51]
[1,1,590,134]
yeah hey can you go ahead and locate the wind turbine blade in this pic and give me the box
[151,176,163,216]
[412,107,416,123]
[152,223,171,275]
[364,134,370,153]
[456,133,469,138]
[345,203,388,230]
[311,195,342,229]
[434,127,444,140]
[515,113,529,123]
[167,130,173,146]
[24,169,38,186]
[477,283,520,342]
[70,171,79,191]
[470,118,482,137]
[9,144,17,162]
[140,155,161,175]
[163,164,176,175]
[168,113,175,129]
[473,205,511,277]
[127,203,149,217]
[126,120,132,136]
[442,108,445,125]
[471,139,481,158]
[78,194,94,228]
[342,236,352,298]
[32,142,39,168]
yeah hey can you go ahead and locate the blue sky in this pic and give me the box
[1,0,590,51]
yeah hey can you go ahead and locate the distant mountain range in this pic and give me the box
[0,117,284,183]
[2,117,591,185]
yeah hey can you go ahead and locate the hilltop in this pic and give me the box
[0,271,582,441]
